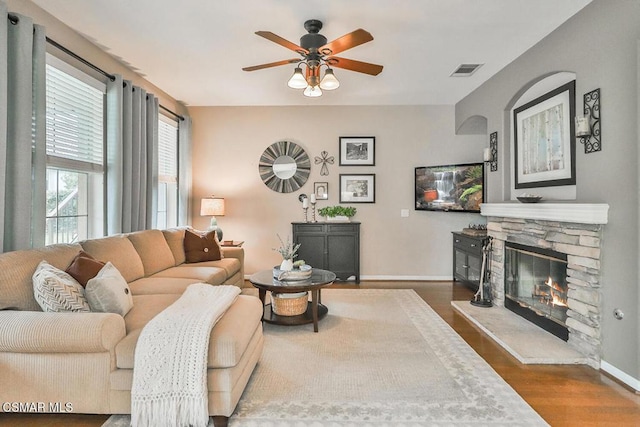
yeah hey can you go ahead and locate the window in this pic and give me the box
[45,55,106,245]
[157,115,179,229]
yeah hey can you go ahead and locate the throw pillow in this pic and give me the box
[184,229,223,263]
[32,260,91,313]
[85,262,134,317]
[65,251,106,287]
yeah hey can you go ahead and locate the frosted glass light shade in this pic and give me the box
[319,69,340,90]
[303,85,323,97]
[287,67,307,89]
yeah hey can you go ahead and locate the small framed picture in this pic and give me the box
[339,136,375,166]
[339,174,375,203]
[314,182,329,200]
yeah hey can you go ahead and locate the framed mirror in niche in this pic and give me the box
[259,141,311,193]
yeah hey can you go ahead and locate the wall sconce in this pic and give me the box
[575,88,601,153]
[483,131,498,172]
[200,196,225,241]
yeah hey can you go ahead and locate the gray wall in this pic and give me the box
[189,105,485,278]
[456,0,639,381]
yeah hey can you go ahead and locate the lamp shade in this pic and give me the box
[320,69,340,90]
[287,67,307,89]
[303,85,323,98]
[200,197,225,216]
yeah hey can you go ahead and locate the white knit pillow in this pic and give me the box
[32,260,91,312]
[85,262,134,317]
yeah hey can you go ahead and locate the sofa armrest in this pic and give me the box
[222,247,245,285]
[221,246,243,263]
[0,311,126,353]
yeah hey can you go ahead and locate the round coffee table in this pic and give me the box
[249,268,336,332]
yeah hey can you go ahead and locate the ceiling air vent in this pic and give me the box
[450,64,483,77]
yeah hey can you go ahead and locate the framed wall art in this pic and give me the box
[339,137,375,166]
[513,80,576,189]
[339,174,375,203]
[314,182,329,200]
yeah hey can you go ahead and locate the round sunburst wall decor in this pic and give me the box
[259,141,311,193]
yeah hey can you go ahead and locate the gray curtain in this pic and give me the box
[178,116,192,226]
[106,77,159,233]
[0,3,46,252]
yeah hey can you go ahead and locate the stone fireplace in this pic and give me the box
[481,203,609,368]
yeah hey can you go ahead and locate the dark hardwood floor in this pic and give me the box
[1,280,639,426]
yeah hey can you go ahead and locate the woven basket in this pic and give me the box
[272,292,308,316]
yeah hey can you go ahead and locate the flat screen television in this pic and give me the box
[415,162,484,212]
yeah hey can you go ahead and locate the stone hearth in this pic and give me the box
[481,203,609,368]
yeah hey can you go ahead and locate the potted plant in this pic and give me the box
[318,206,357,222]
[273,234,301,271]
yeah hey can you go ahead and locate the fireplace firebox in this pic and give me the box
[504,242,569,341]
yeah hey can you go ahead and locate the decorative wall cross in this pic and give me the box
[314,151,334,176]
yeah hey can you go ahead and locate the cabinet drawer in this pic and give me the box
[293,224,325,233]
[327,224,358,233]
[453,234,483,252]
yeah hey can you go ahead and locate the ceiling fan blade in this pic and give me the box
[319,29,373,55]
[242,58,300,72]
[327,57,383,76]
[255,31,308,55]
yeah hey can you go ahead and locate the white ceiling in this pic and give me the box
[32,0,592,107]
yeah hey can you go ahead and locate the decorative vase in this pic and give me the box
[280,259,294,271]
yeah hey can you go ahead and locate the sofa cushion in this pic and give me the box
[116,295,263,369]
[0,243,82,311]
[162,228,187,266]
[176,258,241,279]
[127,277,202,296]
[151,266,227,286]
[80,236,145,283]
[184,229,222,263]
[85,262,134,317]
[124,294,181,332]
[127,229,176,276]
[32,261,90,313]
[65,251,105,287]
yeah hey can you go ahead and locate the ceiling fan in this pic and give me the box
[242,19,383,97]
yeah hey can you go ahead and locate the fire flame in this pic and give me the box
[545,277,567,307]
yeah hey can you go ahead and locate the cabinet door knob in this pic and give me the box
[463,264,469,268]
[470,244,476,247]
[455,239,460,243]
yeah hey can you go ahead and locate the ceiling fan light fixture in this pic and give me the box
[319,68,340,90]
[303,85,323,97]
[287,67,307,89]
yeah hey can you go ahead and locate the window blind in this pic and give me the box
[45,64,104,168]
[158,118,178,182]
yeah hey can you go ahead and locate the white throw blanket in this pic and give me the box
[131,283,241,427]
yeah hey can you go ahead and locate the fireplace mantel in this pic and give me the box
[481,203,609,225]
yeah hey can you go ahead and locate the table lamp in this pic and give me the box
[200,197,225,241]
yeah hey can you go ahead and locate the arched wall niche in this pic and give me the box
[502,71,578,201]
[455,114,488,135]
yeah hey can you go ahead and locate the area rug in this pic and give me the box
[103,289,548,426]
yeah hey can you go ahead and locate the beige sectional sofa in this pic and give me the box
[0,228,263,426]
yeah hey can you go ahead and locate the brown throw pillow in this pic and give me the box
[65,251,106,287]
[184,229,222,263]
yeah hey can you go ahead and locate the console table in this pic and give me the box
[452,232,488,291]
[292,222,360,283]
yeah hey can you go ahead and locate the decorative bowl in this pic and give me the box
[516,195,543,203]
[273,264,312,281]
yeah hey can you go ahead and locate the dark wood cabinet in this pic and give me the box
[292,222,360,283]
[452,232,488,291]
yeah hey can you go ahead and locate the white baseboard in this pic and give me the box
[245,274,453,281]
[600,360,640,392]
[360,275,452,281]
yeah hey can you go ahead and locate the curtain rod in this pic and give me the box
[45,37,185,121]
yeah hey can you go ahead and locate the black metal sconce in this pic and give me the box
[484,131,498,171]
[575,88,601,153]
